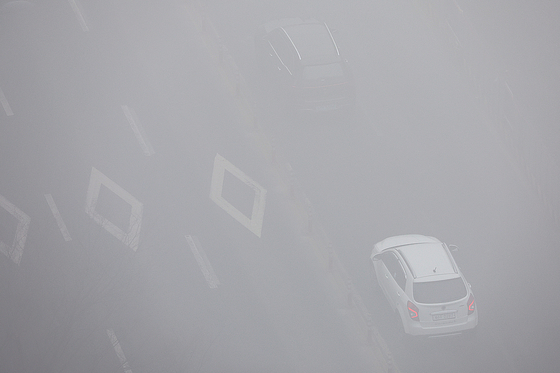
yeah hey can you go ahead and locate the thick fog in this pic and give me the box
[1,1,559,372]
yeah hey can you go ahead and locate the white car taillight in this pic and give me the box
[407,301,419,321]
[468,293,476,315]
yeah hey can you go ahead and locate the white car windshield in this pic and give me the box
[413,277,467,304]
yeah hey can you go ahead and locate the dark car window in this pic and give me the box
[413,278,467,304]
[382,252,406,291]
[267,29,297,73]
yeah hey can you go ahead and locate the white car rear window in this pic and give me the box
[302,63,344,81]
[413,278,467,304]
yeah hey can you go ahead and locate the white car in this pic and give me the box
[370,235,478,338]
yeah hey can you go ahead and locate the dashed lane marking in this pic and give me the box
[106,329,133,373]
[0,87,14,116]
[44,194,72,242]
[186,235,220,289]
[67,0,89,32]
[0,193,30,265]
[85,167,143,251]
[210,153,267,238]
[121,105,155,156]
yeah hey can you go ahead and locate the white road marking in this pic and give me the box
[446,19,461,48]
[185,235,220,289]
[0,87,14,116]
[44,194,72,242]
[106,329,133,373]
[505,81,514,99]
[121,105,155,156]
[453,0,463,13]
[67,0,89,32]
[0,194,30,265]
[85,167,143,251]
[209,153,267,238]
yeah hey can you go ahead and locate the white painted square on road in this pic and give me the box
[210,153,267,238]
[85,167,143,251]
[0,193,30,265]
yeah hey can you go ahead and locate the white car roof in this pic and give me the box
[397,243,457,279]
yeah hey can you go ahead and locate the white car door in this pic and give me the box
[378,251,407,312]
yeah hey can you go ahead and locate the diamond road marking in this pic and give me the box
[0,193,30,265]
[85,167,143,251]
[210,153,267,237]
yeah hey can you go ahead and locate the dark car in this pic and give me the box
[255,18,355,113]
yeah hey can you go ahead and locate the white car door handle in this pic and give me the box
[385,274,389,279]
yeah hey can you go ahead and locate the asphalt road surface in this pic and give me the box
[1,1,559,373]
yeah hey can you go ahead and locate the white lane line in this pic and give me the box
[210,153,267,238]
[106,329,133,373]
[67,0,89,32]
[446,19,461,48]
[505,81,514,99]
[185,235,220,289]
[85,167,143,251]
[121,105,155,156]
[0,194,30,265]
[44,194,72,242]
[0,87,14,116]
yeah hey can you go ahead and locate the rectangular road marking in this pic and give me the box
[67,0,89,32]
[0,87,14,116]
[107,329,133,373]
[186,235,220,289]
[121,105,155,156]
[44,194,72,242]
